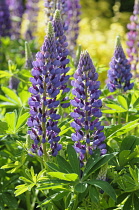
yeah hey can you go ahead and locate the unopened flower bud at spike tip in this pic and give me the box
[116,35,121,47]
[25,41,33,69]
[47,22,54,37]
[54,9,61,20]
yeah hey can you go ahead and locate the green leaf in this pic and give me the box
[0,121,8,135]
[74,183,88,193]
[37,184,65,191]
[18,83,30,106]
[15,112,29,131]
[0,102,17,108]
[15,184,29,196]
[107,119,139,140]
[87,180,116,201]
[123,195,132,210]
[117,95,128,110]
[67,145,80,176]
[116,193,129,205]
[53,191,69,201]
[37,193,59,207]
[57,155,74,173]
[2,193,18,209]
[0,70,11,78]
[102,110,125,114]
[5,111,17,134]
[1,87,22,106]
[83,154,115,180]
[46,162,60,172]
[133,97,139,108]
[106,104,127,111]
[129,167,139,184]
[120,136,139,151]
[47,172,78,181]
[89,186,99,203]
[133,194,139,210]
[59,127,74,136]
[105,124,122,138]
[19,176,33,184]
[0,95,15,103]
[119,150,131,166]
[37,169,46,182]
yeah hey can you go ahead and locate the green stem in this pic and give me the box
[72,194,78,210]
[118,112,121,124]
[112,113,117,125]
[42,77,47,166]
[26,191,31,210]
[85,72,89,160]
[31,189,39,210]
[126,112,128,123]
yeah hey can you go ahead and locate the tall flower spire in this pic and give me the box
[27,22,64,157]
[66,0,81,54]
[0,0,11,37]
[44,0,81,55]
[127,0,139,75]
[52,9,70,108]
[70,51,106,167]
[107,36,134,92]
[6,0,24,39]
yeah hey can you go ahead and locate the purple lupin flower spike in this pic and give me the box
[6,0,24,39]
[44,0,55,21]
[0,0,11,37]
[53,9,70,108]
[44,0,81,55]
[127,0,139,75]
[24,0,39,40]
[107,36,134,92]
[27,22,62,157]
[66,0,81,55]
[70,51,106,167]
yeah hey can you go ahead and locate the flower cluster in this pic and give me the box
[44,0,55,21]
[107,36,134,92]
[70,51,106,167]
[127,0,139,75]
[44,0,81,54]
[6,0,24,39]
[23,0,39,40]
[52,9,70,108]
[27,21,70,157]
[0,0,11,37]
[66,0,81,54]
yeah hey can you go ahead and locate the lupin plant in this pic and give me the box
[127,0,139,75]
[70,51,106,167]
[44,0,81,55]
[0,0,11,37]
[44,0,55,21]
[6,0,24,39]
[52,9,70,108]
[27,21,71,158]
[107,36,134,92]
[66,0,81,54]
